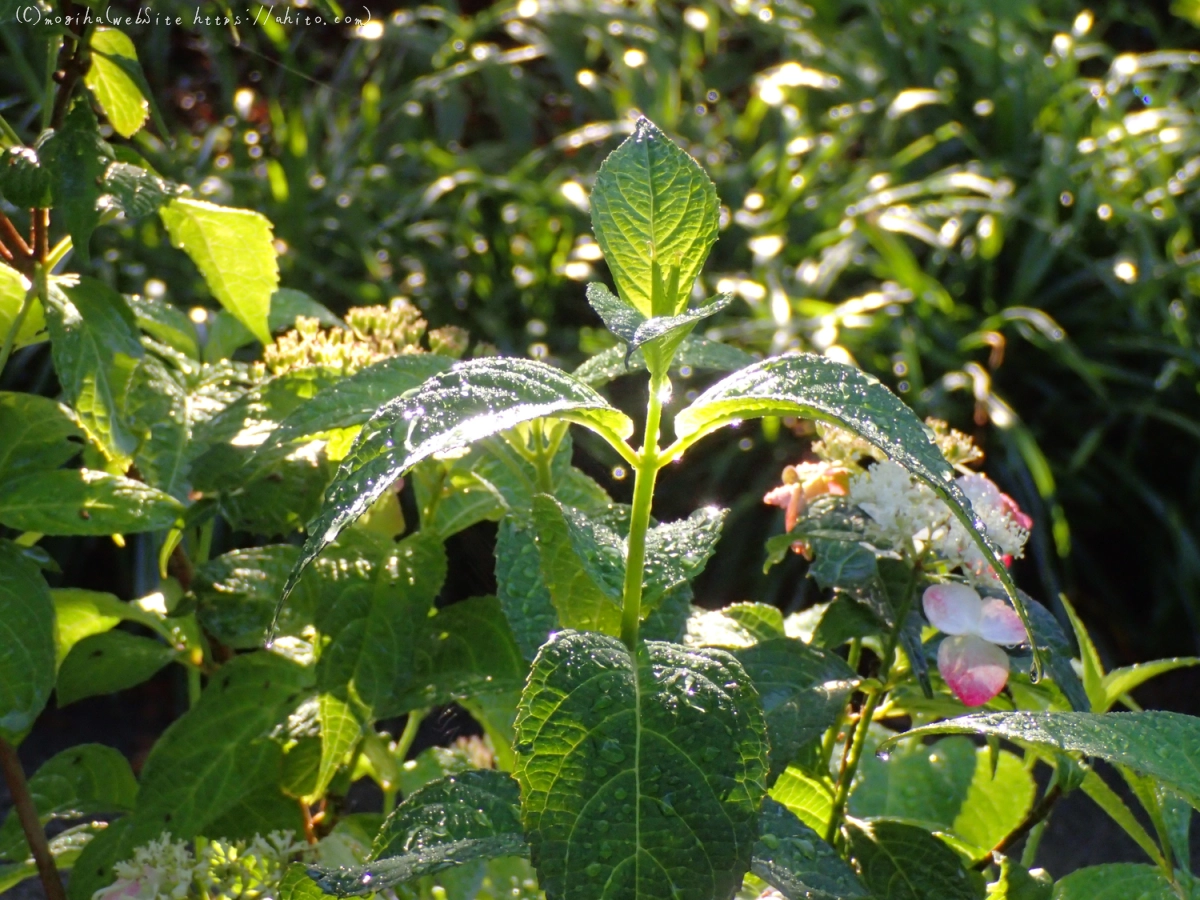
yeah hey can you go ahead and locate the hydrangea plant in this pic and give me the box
[2,36,1199,900]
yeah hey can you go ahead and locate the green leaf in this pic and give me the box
[316,532,447,719]
[313,692,363,802]
[530,495,623,635]
[159,197,279,345]
[685,602,786,648]
[732,638,859,779]
[45,278,144,468]
[254,354,454,466]
[1079,769,1166,867]
[643,505,725,609]
[1103,658,1200,712]
[84,28,148,138]
[1051,864,1181,900]
[406,596,527,709]
[1,823,103,892]
[194,545,316,648]
[672,353,1039,660]
[310,770,527,896]
[0,541,55,743]
[100,162,175,220]
[0,744,137,862]
[752,799,868,900]
[1013,590,1089,712]
[0,263,44,350]
[590,118,719,317]
[282,863,328,900]
[514,631,769,900]
[808,538,879,590]
[0,391,82,479]
[0,468,182,535]
[849,735,1035,854]
[881,711,1200,809]
[495,516,560,660]
[984,856,1052,900]
[56,631,176,706]
[0,147,52,210]
[42,102,113,262]
[585,282,732,371]
[286,358,633,606]
[125,295,199,358]
[202,288,343,363]
[844,819,977,900]
[573,335,754,387]
[50,589,169,664]
[771,766,835,835]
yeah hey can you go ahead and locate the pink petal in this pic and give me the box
[979,598,1027,646]
[938,634,1010,706]
[763,484,796,510]
[922,583,983,636]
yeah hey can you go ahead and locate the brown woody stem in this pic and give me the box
[0,736,67,900]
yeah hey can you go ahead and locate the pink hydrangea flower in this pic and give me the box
[923,583,1027,706]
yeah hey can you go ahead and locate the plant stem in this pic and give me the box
[0,737,67,900]
[620,371,667,650]
[825,684,882,842]
[820,637,863,769]
[384,710,427,814]
[975,784,1062,869]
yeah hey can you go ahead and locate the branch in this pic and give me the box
[0,737,67,900]
[973,784,1063,869]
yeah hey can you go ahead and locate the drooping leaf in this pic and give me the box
[42,102,113,262]
[732,638,860,779]
[573,335,754,387]
[844,819,977,900]
[159,197,279,345]
[589,118,719,317]
[0,391,83,479]
[55,631,177,706]
[514,631,769,900]
[752,799,868,900]
[672,352,1039,657]
[0,744,137,862]
[254,354,454,466]
[0,468,182,535]
[495,516,560,660]
[44,279,144,468]
[0,541,56,743]
[310,770,527,896]
[84,28,149,138]
[882,711,1200,808]
[1051,864,1181,900]
[849,735,1035,854]
[315,532,447,719]
[283,358,633,606]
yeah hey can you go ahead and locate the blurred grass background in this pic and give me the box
[6,0,1200,672]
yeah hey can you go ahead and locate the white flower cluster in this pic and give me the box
[93,831,308,900]
[846,461,1029,581]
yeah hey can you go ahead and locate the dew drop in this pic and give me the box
[586,863,603,877]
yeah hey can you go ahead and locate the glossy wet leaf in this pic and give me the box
[732,638,859,779]
[100,162,174,220]
[845,819,977,900]
[685,602,786,649]
[56,631,177,706]
[0,392,83,479]
[315,532,447,719]
[0,468,183,535]
[1012,590,1089,712]
[808,538,879,590]
[496,516,560,660]
[254,354,454,465]
[672,352,1037,653]
[849,735,1034,853]
[1052,863,1181,900]
[530,495,623,634]
[281,864,327,900]
[0,744,137,861]
[590,118,719,317]
[310,770,526,896]
[884,711,1200,808]
[642,506,726,609]
[84,28,148,138]
[573,335,754,387]
[585,282,732,371]
[284,358,632,603]
[42,102,112,262]
[159,197,278,345]
[752,799,868,900]
[44,279,144,468]
[194,545,316,648]
[0,541,55,743]
[514,630,769,900]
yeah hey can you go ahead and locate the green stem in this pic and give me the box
[531,420,554,494]
[821,637,862,769]
[384,709,426,814]
[620,371,667,650]
[0,270,41,375]
[826,684,882,843]
[186,665,202,708]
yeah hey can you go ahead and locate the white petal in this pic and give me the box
[979,598,1027,646]
[922,583,983,636]
[937,634,1010,706]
